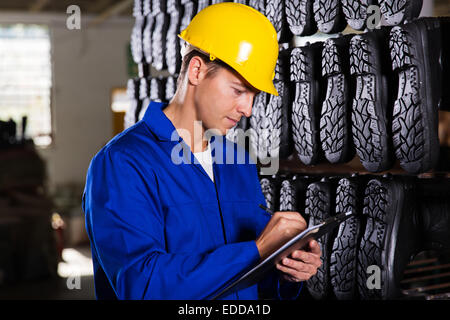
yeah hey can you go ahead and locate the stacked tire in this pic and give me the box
[125,0,186,129]
[260,172,450,300]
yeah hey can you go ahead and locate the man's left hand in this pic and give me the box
[275,239,322,283]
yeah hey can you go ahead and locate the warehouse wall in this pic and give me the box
[45,17,133,193]
[0,12,134,193]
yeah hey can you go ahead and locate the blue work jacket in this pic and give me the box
[82,101,301,300]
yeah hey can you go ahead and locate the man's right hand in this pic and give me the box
[255,211,307,261]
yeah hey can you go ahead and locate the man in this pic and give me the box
[82,2,321,300]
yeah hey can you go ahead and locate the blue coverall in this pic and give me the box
[82,101,301,299]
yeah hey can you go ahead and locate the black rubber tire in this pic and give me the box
[166,1,182,75]
[124,98,141,129]
[420,188,450,251]
[266,0,292,43]
[248,0,266,13]
[260,176,279,213]
[313,0,347,34]
[266,81,294,160]
[305,179,336,300]
[138,97,150,121]
[150,77,165,102]
[279,177,297,212]
[295,175,314,218]
[131,16,145,64]
[320,36,355,164]
[379,0,423,26]
[152,0,166,14]
[356,176,418,300]
[349,30,394,172]
[249,92,268,161]
[357,178,388,300]
[143,14,155,65]
[127,78,140,101]
[290,44,324,165]
[330,177,365,300]
[389,19,442,173]
[151,12,170,71]
[197,0,209,14]
[285,0,317,36]
[179,1,197,53]
[125,78,141,128]
[142,0,151,16]
[165,76,177,102]
[341,0,376,31]
[439,17,450,111]
[133,0,143,17]
[139,77,149,101]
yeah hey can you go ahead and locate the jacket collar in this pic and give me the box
[143,101,181,142]
[142,100,227,161]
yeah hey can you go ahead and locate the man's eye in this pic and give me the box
[233,88,244,95]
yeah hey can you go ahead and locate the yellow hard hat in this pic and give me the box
[178,2,279,96]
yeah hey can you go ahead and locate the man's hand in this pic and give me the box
[255,211,307,261]
[276,239,322,282]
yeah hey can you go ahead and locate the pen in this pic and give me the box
[259,204,274,215]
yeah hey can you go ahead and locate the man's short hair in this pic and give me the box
[177,44,234,88]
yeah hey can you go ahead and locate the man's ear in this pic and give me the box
[187,56,207,86]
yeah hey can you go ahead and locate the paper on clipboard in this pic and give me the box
[211,210,354,300]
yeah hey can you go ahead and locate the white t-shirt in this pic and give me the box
[193,142,214,182]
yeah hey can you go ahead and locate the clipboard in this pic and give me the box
[211,210,354,300]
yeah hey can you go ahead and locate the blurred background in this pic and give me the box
[0,0,137,300]
[0,0,448,300]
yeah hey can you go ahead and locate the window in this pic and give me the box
[0,24,52,147]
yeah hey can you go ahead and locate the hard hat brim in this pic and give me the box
[178,35,279,97]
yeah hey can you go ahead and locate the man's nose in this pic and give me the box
[237,95,254,118]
